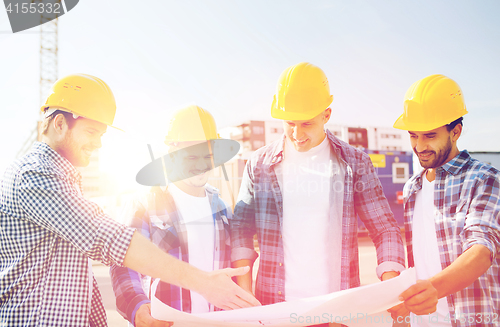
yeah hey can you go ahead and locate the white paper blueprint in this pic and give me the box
[151,268,416,327]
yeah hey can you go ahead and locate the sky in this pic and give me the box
[1,0,499,190]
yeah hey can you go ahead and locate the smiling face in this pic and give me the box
[409,124,461,169]
[168,140,214,196]
[50,114,107,167]
[283,108,331,152]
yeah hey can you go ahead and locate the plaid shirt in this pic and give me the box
[110,185,231,326]
[403,150,500,327]
[0,142,135,327]
[230,130,405,305]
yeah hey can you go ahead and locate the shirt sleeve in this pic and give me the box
[110,195,152,326]
[19,168,135,267]
[462,170,500,261]
[230,159,259,263]
[353,153,406,277]
[110,265,150,326]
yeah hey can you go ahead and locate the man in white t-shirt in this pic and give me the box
[389,75,499,327]
[111,105,243,327]
[231,62,406,326]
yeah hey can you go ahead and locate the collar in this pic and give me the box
[269,129,344,167]
[32,141,82,182]
[412,149,471,190]
[270,136,285,166]
[438,149,471,176]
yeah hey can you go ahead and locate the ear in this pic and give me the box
[52,113,68,135]
[323,108,332,124]
[451,123,462,142]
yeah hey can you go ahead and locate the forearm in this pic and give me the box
[123,232,261,310]
[381,271,400,281]
[123,231,207,294]
[110,265,150,323]
[233,259,253,293]
[429,244,492,299]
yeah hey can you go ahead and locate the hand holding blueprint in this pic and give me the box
[151,268,416,326]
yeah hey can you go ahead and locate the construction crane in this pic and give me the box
[16,0,60,158]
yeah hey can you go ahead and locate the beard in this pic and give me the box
[59,129,91,167]
[415,137,452,169]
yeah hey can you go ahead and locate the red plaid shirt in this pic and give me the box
[231,131,405,305]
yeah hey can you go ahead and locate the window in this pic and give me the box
[392,162,409,184]
[382,146,401,151]
[348,128,368,148]
[252,126,264,135]
[381,133,401,139]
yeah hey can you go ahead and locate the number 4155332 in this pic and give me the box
[6,2,62,14]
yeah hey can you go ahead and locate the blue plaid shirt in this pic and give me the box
[403,150,500,327]
[231,130,405,305]
[0,142,135,327]
[110,185,231,326]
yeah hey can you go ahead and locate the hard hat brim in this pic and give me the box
[136,139,240,186]
[393,113,467,132]
[109,124,125,132]
[271,97,330,121]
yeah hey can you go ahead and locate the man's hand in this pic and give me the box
[198,266,261,310]
[135,303,172,327]
[387,303,410,323]
[398,279,438,315]
[124,233,260,310]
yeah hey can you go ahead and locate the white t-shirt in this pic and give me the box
[281,135,342,301]
[411,173,451,327]
[168,183,214,313]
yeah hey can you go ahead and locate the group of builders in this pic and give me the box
[0,62,498,327]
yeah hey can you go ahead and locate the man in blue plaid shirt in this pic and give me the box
[390,74,500,327]
[110,106,236,327]
[231,63,406,326]
[0,76,259,327]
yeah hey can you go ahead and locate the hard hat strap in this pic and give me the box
[43,108,80,120]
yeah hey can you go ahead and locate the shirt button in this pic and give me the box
[279,263,282,266]
[278,291,282,295]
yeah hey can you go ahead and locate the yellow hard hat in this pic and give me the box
[164,105,220,143]
[271,62,333,121]
[394,74,468,131]
[138,105,240,186]
[41,74,119,128]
